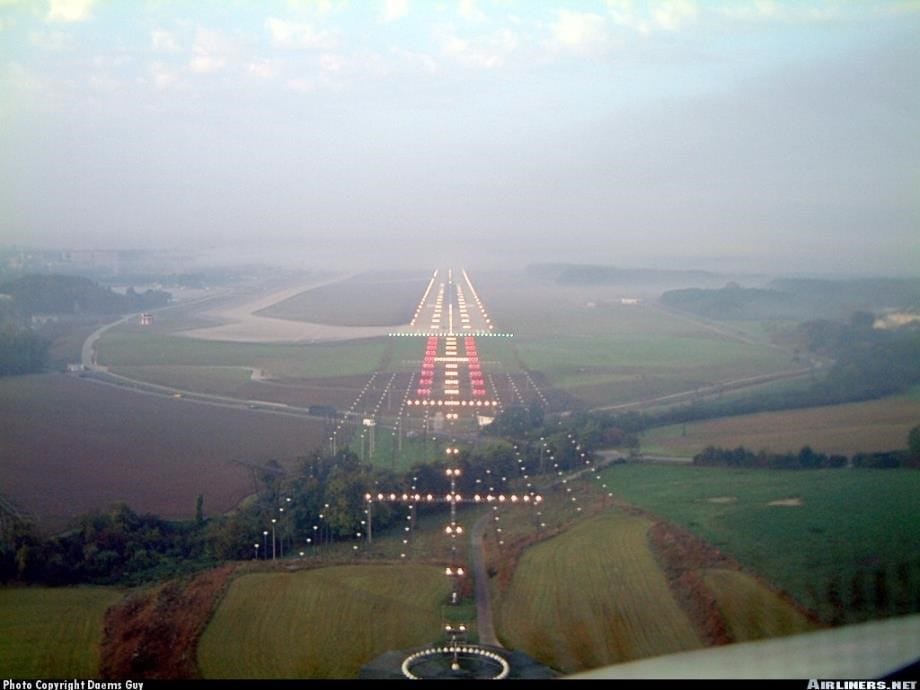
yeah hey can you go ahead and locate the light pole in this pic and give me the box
[278,506,285,558]
[271,518,277,560]
[253,543,259,560]
[262,530,268,559]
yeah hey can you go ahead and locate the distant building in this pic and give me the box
[620,298,641,305]
[140,313,153,326]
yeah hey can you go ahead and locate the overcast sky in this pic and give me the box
[1,0,918,274]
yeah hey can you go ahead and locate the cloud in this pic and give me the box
[653,0,698,30]
[46,0,96,23]
[717,1,839,23]
[265,16,337,49]
[152,29,180,53]
[380,0,408,23]
[285,0,343,16]
[458,0,486,23]
[440,28,518,68]
[605,0,698,33]
[391,47,439,74]
[29,29,71,50]
[246,59,276,79]
[551,10,610,54]
[189,28,234,74]
[286,77,315,93]
[150,61,179,90]
[3,61,42,91]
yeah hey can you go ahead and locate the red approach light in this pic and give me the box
[473,389,486,397]
[417,388,431,396]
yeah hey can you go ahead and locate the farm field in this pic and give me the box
[197,565,450,678]
[0,374,329,528]
[0,586,122,677]
[598,464,920,624]
[256,272,427,327]
[494,512,703,673]
[639,391,920,457]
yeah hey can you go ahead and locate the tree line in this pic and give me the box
[0,441,546,586]
[0,273,170,320]
[0,327,49,376]
[692,444,918,470]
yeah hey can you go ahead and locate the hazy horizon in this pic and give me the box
[2,1,918,276]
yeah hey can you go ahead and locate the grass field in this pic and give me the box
[516,333,793,404]
[0,374,329,528]
[639,392,920,457]
[598,464,920,624]
[494,512,703,673]
[256,273,428,327]
[350,426,445,471]
[701,569,819,642]
[462,273,799,407]
[108,365,255,397]
[97,332,389,379]
[0,587,122,677]
[197,565,450,678]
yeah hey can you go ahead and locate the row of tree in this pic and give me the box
[0,273,170,321]
[0,439,556,585]
[692,444,917,470]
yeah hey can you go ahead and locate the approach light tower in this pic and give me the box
[444,448,464,606]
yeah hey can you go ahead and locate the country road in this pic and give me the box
[471,510,502,648]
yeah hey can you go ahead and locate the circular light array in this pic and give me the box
[401,645,510,680]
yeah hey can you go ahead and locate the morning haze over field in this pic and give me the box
[1,0,919,682]
[1,0,918,273]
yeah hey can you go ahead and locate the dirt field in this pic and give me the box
[0,374,330,529]
[639,393,920,457]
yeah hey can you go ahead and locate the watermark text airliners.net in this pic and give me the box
[807,682,916,689]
